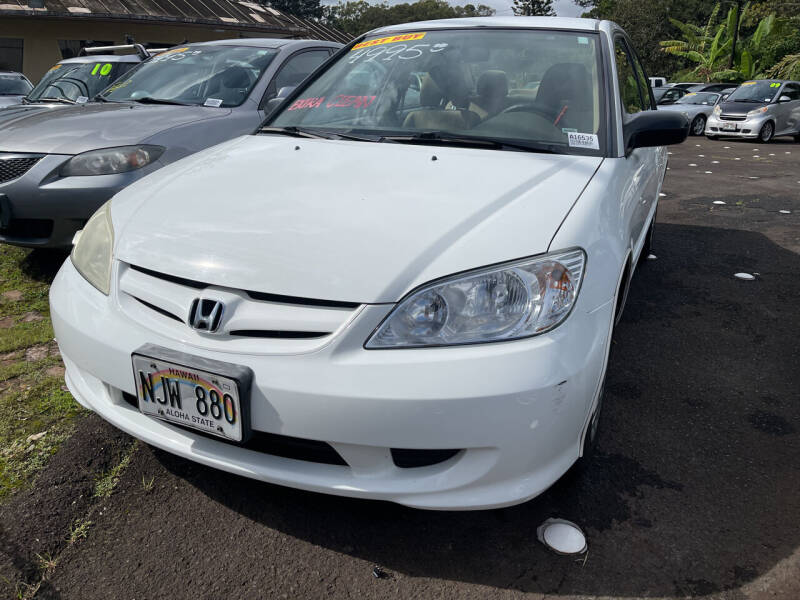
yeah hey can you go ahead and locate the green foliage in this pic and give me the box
[658,1,792,82]
[767,53,800,80]
[512,0,556,16]
[323,0,494,37]
[262,0,322,20]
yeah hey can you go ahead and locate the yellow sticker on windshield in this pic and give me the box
[352,32,426,51]
[157,47,189,56]
[686,92,696,96]
[742,81,756,85]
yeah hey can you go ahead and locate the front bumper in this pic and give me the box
[51,258,613,510]
[705,113,767,138]
[0,154,155,248]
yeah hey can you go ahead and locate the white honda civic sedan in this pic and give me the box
[50,17,688,510]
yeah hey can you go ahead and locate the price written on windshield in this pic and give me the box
[347,43,449,64]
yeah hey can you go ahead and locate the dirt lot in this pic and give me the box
[1,136,798,600]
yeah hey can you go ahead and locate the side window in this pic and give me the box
[614,39,646,114]
[783,84,800,101]
[628,48,653,110]
[269,50,330,98]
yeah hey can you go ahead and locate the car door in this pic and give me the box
[778,83,800,135]
[259,48,332,119]
[613,36,661,259]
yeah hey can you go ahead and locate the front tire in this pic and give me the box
[691,114,706,136]
[758,121,774,143]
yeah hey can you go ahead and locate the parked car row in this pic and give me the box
[7,18,693,510]
[653,78,800,141]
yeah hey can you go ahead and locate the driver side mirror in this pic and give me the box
[778,95,791,103]
[623,110,689,154]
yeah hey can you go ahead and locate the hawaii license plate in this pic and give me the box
[132,345,252,442]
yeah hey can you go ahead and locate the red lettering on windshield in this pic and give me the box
[288,97,325,110]
[325,95,376,109]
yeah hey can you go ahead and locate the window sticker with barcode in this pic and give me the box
[567,132,599,150]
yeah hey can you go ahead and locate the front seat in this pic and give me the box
[403,75,475,131]
[471,70,509,119]
[214,66,253,105]
[535,63,594,132]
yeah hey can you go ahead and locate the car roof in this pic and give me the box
[189,38,342,49]
[59,54,142,64]
[370,16,603,35]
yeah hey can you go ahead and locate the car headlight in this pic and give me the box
[746,106,768,117]
[71,201,114,295]
[60,145,164,176]
[713,105,721,115]
[366,249,586,348]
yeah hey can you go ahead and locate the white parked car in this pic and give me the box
[50,17,688,510]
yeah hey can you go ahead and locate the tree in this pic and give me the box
[323,0,494,37]
[512,0,556,16]
[263,0,322,20]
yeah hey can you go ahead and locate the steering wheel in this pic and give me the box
[499,103,559,123]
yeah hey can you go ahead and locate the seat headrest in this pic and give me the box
[536,63,591,111]
[477,70,508,99]
[419,74,444,107]
[222,66,251,88]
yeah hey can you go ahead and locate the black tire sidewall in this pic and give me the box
[692,115,706,136]
[759,121,774,143]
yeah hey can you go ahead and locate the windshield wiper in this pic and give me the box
[132,97,190,106]
[36,97,76,104]
[259,126,341,140]
[380,131,559,154]
[733,99,762,103]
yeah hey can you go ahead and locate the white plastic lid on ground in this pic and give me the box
[734,273,756,281]
[537,518,587,555]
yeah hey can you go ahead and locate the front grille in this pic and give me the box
[120,262,360,344]
[0,156,41,184]
[720,114,746,121]
[122,392,347,465]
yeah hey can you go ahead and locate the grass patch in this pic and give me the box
[0,245,83,501]
[68,517,92,544]
[94,442,137,498]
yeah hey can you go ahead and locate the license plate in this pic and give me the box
[722,123,737,131]
[132,346,252,442]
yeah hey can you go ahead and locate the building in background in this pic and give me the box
[0,0,349,82]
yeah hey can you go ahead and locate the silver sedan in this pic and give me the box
[657,91,721,136]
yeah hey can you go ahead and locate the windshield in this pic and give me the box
[100,45,278,107]
[726,81,781,103]
[28,61,130,101]
[0,73,32,95]
[270,29,605,155]
[676,92,719,105]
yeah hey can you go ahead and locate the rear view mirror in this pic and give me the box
[624,110,689,154]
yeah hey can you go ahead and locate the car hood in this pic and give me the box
[0,103,232,154]
[0,95,26,107]
[717,100,768,116]
[657,103,708,115]
[113,135,602,303]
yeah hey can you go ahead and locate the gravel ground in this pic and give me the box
[1,136,798,600]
